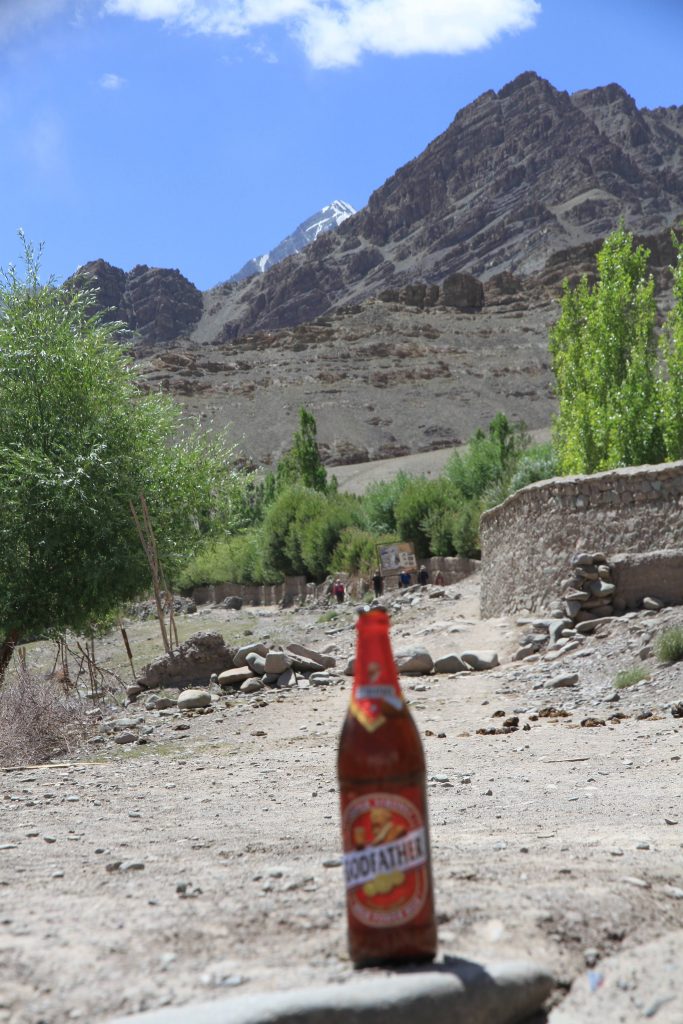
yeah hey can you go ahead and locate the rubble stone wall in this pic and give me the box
[480,461,683,616]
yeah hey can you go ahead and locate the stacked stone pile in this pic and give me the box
[559,552,616,624]
[344,645,499,677]
[218,641,338,694]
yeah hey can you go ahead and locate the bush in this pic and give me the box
[451,500,482,558]
[0,665,91,766]
[394,477,452,559]
[613,665,649,689]
[655,626,683,664]
[508,443,560,493]
[330,528,398,577]
[362,473,412,533]
[178,529,276,587]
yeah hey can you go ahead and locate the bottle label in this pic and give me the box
[351,663,404,733]
[341,789,429,928]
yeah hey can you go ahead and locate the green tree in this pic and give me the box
[659,232,683,459]
[550,225,662,474]
[0,238,246,676]
[275,407,328,492]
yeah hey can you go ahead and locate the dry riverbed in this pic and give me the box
[1,573,682,1023]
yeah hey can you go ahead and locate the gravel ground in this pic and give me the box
[1,574,682,1024]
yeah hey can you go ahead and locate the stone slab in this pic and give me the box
[549,930,683,1023]
[105,959,554,1024]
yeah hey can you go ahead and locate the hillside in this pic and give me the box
[72,71,683,466]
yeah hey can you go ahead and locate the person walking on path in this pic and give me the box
[399,569,412,589]
[333,578,346,604]
[372,569,384,599]
[418,565,429,586]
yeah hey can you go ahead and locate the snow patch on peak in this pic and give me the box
[228,199,356,284]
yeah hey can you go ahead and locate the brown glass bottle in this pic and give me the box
[337,607,437,967]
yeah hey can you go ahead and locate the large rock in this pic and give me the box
[234,643,268,668]
[137,632,234,691]
[395,647,434,675]
[286,643,336,669]
[433,653,470,674]
[441,272,484,310]
[217,666,254,687]
[104,958,555,1024]
[264,651,292,675]
[461,650,499,671]
[177,689,211,710]
[246,653,267,676]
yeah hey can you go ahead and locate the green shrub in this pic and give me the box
[394,477,452,558]
[330,528,398,576]
[451,500,482,558]
[613,665,649,689]
[655,626,683,664]
[362,473,412,533]
[508,443,560,493]
[178,529,276,587]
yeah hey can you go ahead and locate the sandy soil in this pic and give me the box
[1,574,682,1023]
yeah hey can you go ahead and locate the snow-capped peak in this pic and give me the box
[229,200,356,284]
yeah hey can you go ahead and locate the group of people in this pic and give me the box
[332,565,446,604]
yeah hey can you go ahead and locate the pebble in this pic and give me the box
[43,836,57,844]
[621,876,650,888]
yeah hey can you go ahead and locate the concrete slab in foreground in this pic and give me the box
[105,959,554,1024]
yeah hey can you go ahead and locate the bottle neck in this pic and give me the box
[351,610,404,732]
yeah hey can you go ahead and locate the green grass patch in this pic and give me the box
[613,665,649,689]
[655,626,683,664]
[317,609,339,624]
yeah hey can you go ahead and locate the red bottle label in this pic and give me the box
[341,787,429,929]
[350,662,404,733]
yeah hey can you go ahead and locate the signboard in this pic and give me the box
[378,542,417,574]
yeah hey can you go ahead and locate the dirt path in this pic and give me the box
[1,574,682,1023]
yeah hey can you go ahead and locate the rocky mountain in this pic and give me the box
[193,71,683,343]
[228,200,356,284]
[73,71,683,466]
[72,260,203,347]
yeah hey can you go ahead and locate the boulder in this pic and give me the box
[245,652,267,676]
[286,642,336,669]
[223,596,243,610]
[433,654,470,674]
[234,643,268,668]
[395,647,434,675]
[461,650,499,671]
[277,667,297,688]
[218,666,254,687]
[265,651,292,675]
[178,688,212,710]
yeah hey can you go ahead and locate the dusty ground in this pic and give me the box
[1,574,682,1024]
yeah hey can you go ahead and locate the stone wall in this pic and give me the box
[480,460,683,617]
[191,556,479,608]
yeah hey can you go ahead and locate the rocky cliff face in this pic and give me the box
[190,71,683,344]
[78,73,683,351]
[72,260,203,349]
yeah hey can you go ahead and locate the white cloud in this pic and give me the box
[99,71,126,88]
[103,0,541,67]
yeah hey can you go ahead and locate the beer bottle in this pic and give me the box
[337,607,437,967]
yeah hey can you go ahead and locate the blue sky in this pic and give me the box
[1,0,681,290]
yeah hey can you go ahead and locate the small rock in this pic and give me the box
[642,596,663,611]
[241,679,264,694]
[245,653,267,676]
[114,731,137,744]
[548,673,579,689]
[121,861,145,872]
